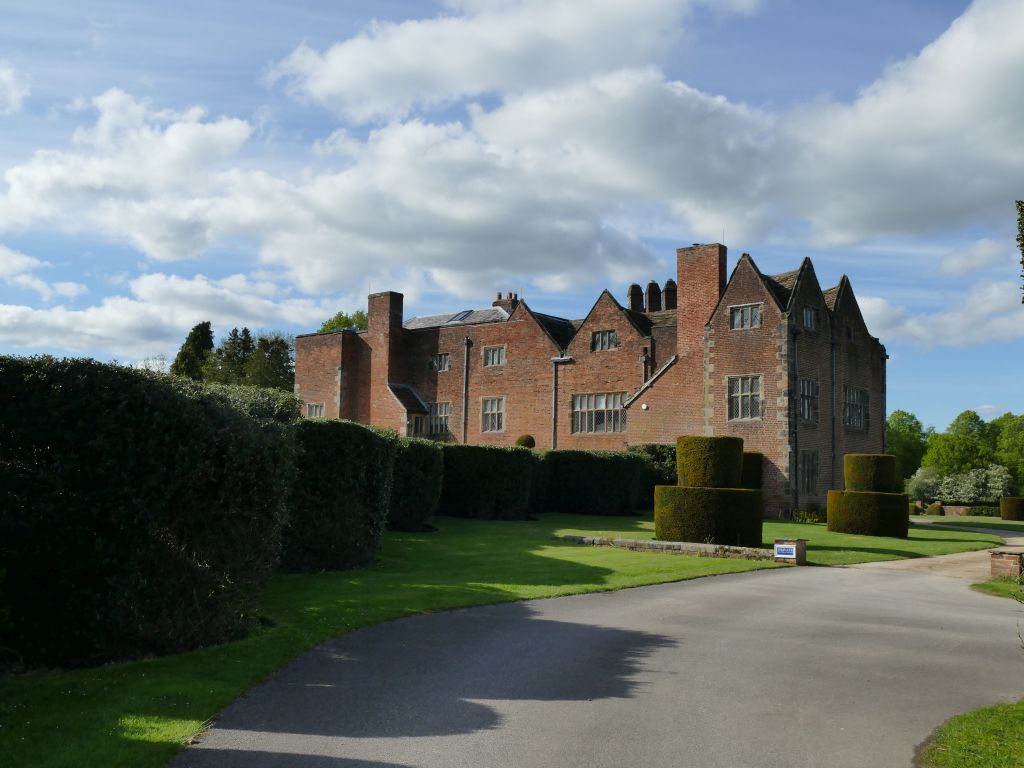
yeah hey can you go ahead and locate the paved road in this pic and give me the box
[171,566,1024,768]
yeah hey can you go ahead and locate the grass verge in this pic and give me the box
[918,700,1024,768]
[911,515,1024,534]
[973,577,1023,601]
[554,513,1002,566]
[0,513,778,768]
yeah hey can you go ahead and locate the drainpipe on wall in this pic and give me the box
[791,326,802,515]
[550,354,574,449]
[462,336,472,443]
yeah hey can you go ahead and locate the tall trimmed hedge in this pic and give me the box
[438,444,535,519]
[740,452,763,490]
[1002,497,1024,521]
[534,450,646,515]
[0,356,292,667]
[827,489,909,538]
[654,486,763,547]
[628,443,676,509]
[844,454,897,493]
[676,436,744,488]
[388,438,444,531]
[282,420,397,572]
[168,378,301,423]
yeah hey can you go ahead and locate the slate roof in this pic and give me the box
[823,285,841,311]
[403,307,509,330]
[532,311,577,349]
[388,383,428,413]
[764,268,801,308]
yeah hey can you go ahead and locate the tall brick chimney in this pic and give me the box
[645,280,662,312]
[663,278,677,310]
[367,291,405,421]
[676,243,727,433]
[492,291,520,312]
[627,283,644,311]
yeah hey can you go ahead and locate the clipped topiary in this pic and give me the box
[1001,497,1024,521]
[676,436,744,488]
[844,454,897,493]
[827,491,910,538]
[926,501,944,516]
[655,486,763,547]
[515,434,537,448]
[740,451,763,489]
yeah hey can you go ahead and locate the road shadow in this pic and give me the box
[176,750,417,768]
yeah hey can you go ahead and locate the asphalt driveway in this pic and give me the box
[170,565,1024,768]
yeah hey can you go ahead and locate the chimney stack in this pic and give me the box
[645,280,662,312]
[627,283,644,311]
[663,278,677,310]
[492,291,520,312]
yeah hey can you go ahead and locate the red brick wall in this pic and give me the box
[294,332,343,418]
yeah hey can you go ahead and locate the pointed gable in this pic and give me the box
[566,289,649,356]
[507,300,574,352]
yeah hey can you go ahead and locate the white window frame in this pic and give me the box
[483,345,506,367]
[427,402,451,436]
[591,329,619,351]
[798,378,819,423]
[481,397,505,433]
[802,306,818,330]
[843,386,869,431]
[306,402,325,418]
[799,449,819,496]
[571,392,628,434]
[729,303,762,330]
[727,375,762,420]
[428,353,451,372]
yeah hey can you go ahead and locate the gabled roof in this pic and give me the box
[403,307,509,330]
[531,310,577,349]
[763,267,801,307]
[388,383,428,414]
[822,285,841,311]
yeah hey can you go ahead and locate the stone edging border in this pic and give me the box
[559,535,777,562]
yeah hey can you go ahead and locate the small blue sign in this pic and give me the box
[774,544,797,559]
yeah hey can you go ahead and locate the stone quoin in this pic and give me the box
[294,244,886,517]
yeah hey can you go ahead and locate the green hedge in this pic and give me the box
[676,436,744,488]
[654,486,763,547]
[926,501,945,516]
[844,454,897,493]
[964,505,999,517]
[0,356,291,667]
[534,450,646,515]
[740,451,763,489]
[388,438,444,531]
[628,444,676,509]
[1001,497,1024,521]
[168,377,301,423]
[281,420,397,572]
[827,489,910,538]
[438,444,535,519]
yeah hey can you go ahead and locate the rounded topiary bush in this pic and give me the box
[827,490,910,538]
[654,486,763,547]
[515,434,536,448]
[844,454,897,493]
[740,451,763,489]
[926,502,945,516]
[1001,497,1024,521]
[675,436,744,488]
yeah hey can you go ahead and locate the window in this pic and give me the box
[412,414,427,436]
[802,307,818,330]
[727,376,762,420]
[571,392,628,434]
[481,397,504,433]
[844,387,869,431]
[799,450,819,496]
[591,329,619,351]
[306,402,325,418]
[427,402,451,435]
[798,378,819,423]
[428,353,450,372]
[730,304,761,330]
[483,345,506,367]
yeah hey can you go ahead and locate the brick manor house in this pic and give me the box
[295,244,886,516]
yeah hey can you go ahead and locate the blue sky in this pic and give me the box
[0,0,1021,431]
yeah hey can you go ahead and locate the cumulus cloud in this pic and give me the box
[0,61,29,114]
[860,280,1022,348]
[0,244,86,301]
[939,238,1014,276]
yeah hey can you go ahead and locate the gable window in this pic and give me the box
[730,304,762,330]
[803,307,818,330]
[428,402,451,436]
[483,345,506,367]
[571,392,627,434]
[843,386,869,431]
[306,402,325,418]
[799,450,819,496]
[727,375,761,420]
[798,378,819,423]
[429,353,450,372]
[591,329,619,351]
[481,397,504,433]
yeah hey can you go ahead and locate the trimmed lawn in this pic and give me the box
[919,700,1024,768]
[973,577,1023,601]
[911,515,1024,534]
[0,513,779,768]
[554,513,1003,566]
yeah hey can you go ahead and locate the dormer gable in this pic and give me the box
[566,289,650,356]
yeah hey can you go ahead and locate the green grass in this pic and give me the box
[912,515,1024,534]
[554,513,1003,566]
[919,700,1024,767]
[0,513,779,768]
[973,577,1024,601]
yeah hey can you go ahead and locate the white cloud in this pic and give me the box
[269,0,757,122]
[939,238,1014,276]
[0,61,29,114]
[0,244,87,301]
[860,279,1022,348]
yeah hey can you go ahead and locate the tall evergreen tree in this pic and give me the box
[170,321,214,380]
[244,334,294,391]
[205,327,255,383]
